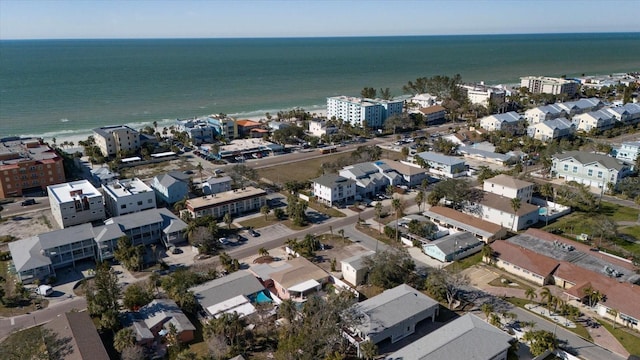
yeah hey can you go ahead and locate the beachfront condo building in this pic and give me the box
[102,177,156,217]
[0,137,65,198]
[520,76,579,96]
[459,83,506,107]
[48,180,105,228]
[206,115,238,140]
[93,125,141,157]
[326,96,403,128]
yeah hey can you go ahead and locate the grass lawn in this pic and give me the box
[596,319,640,356]
[307,201,346,218]
[488,276,535,292]
[282,219,309,231]
[238,216,281,229]
[599,201,640,222]
[355,222,401,247]
[0,326,45,355]
[0,260,47,317]
[447,252,483,271]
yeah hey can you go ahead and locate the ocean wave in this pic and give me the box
[59,118,70,123]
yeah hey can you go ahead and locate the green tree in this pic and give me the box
[278,298,298,322]
[379,87,392,100]
[391,198,404,242]
[374,202,384,233]
[360,87,377,99]
[362,250,415,289]
[114,235,144,271]
[523,330,558,357]
[415,190,425,212]
[114,328,136,353]
[525,287,538,303]
[540,287,552,309]
[481,303,494,320]
[258,247,269,257]
[359,340,378,360]
[260,205,271,221]
[481,244,494,264]
[85,262,121,332]
[204,311,248,351]
[123,283,153,311]
[223,212,233,229]
[510,197,521,230]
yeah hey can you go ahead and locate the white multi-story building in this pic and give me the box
[552,151,632,188]
[206,115,238,140]
[483,174,534,202]
[572,110,616,133]
[93,125,140,157]
[326,96,403,128]
[479,112,526,133]
[409,93,437,108]
[527,118,575,142]
[339,162,402,198]
[102,178,156,217]
[524,104,567,125]
[312,174,356,206]
[48,180,105,228]
[520,76,579,96]
[308,119,338,138]
[460,84,506,107]
[616,141,640,164]
[175,118,216,145]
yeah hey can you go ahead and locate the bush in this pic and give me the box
[0,251,11,261]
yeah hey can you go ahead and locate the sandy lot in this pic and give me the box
[0,210,58,250]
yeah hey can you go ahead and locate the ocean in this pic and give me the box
[1,33,639,142]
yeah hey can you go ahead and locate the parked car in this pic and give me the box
[219,237,230,245]
[248,229,260,237]
[21,199,36,206]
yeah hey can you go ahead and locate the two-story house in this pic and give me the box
[483,174,534,202]
[527,118,575,142]
[413,151,466,178]
[479,112,526,134]
[615,141,640,164]
[102,178,156,217]
[524,104,567,125]
[312,174,357,206]
[339,162,402,198]
[552,151,632,188]
[572,110,616,133]
[150,171,190,205]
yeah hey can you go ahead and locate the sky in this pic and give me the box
[1,0,639,40]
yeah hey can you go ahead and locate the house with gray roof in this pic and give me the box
[552,150,632,188]
[527,117,575,142]
[573,109,616,133]
[339,161,402,198]
[557,97,603,116]
[346,284,439,354]
[458,146,518,166]
[191,270,268,319]
[479,111,526,134]
[133,299,196,344]
[615,140,640,164]
[385,313,513,360]
[341,250,375,286]
[201,175,232,195]
[151,171,190,205]
[524,104,567,124]
[413,151,466,178]
[90,166,119,185]
[44,311,110,360]
[422,232,484,262]
[606,103,640,124]
[312,174,357,206]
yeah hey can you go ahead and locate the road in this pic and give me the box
[0,296,87,342]
[1,196,51,218]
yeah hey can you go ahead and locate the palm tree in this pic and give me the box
[258,247,269,257]
[260,205,271,221]
[415,190,425,212]
[338,229,345,241]
[510,198,521,231]
[196,162,204,185]
[610,308,619,329]
[540,287,552,309]
[278,298,297,322]
[359,340,378,360]
[385,184,395,199]
[114,327,135,353]
[525,288,538,304]
[374,202,383,233]
[481,244,493,264]
[481,303,494,320]
[223,212,233,229]
[392,198,403,242]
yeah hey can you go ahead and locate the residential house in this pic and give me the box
[48,180,105,229]
[551,151,631,188]
[458,146,519,166]
[413,151,466,178]
[606,103,640,125]
[422,232,484,262]
[201,175,232,195]
[326,96,403,128]
[150,171,190,205]
[460,83,506,107]
[268,121,290,131]
[102,178,156,217]
[615,141,640,163]
[191,270,269,319]
[90,166,119,186]
[93,125,140,157]
[479,112,526,134]
[184,187,267,219]
[490,240,558,286]
[236,120,262,138]
[385,313,513,360]
[44,311,110,360]
[308,119,338,138]
[312,174,357,206]
[475,192,539,231]
[175,118,216,145]
[527,118,575,142]
[133,299,196,344]
[341,250,375,286]
[572,110,616,133]
[520,76,579,96]
[557,97,603,116]
[524,104,567,125]
[424,206,507,243]
[410,93,437,108]
[415,105,447,125]
[380,160,429,187]
[346,284,439,352]
[339,161,402,198]
[269,257,330,301]
[0,137,65,198]
[206,115,238,140]
[483,174,534,202]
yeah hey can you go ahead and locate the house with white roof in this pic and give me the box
[524,104,567,125]
[527,118,575,142]
[413,151,466,178]
[102,178,156,217]
[339,161,402,198]
[616,141,640,164]
[150,171,190,205]
[267,257,330,302]
[552,151,632,188]
[479,112,526,134]
[381,160,429,187]
[311,174,357,206]
[191,270,269,319]
[48,180,105,228]
[385,313,513,360]
[346,284,439,356]
[133,299,196,344]
[572,110,616,133]
[308,119,338,138]
[422,232,484,262]
[410,93,437,108]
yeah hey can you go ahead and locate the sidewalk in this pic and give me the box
[524,303,576,328]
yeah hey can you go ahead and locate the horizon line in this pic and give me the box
[1,30,639,41]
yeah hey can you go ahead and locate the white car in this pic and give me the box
[218,237,230,245]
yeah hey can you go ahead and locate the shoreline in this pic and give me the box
[40,107,329,146]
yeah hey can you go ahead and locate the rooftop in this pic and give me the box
[553,151,628,171]
[103,207,186,235]
[381,160,428,176]
[425,232,483,256]
[425,206,504,238]
[418,105,446,115]
[341,250,375,271]
[484,174,534,190]
[137,299,195,334]
[0,137,60,167]
[191,270,265,311]
[479,192,539,216]
[415,151,465,166]
[312,174,356,189]
[187,187,267,210]
[270,257,329,289]
[92,125,138,138]
[102,178,152,198]
[44,312,110,360]
[48,180,102,203]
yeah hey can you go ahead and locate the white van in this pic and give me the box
[35,285,53,296]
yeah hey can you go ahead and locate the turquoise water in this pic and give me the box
[1,33,639,140]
